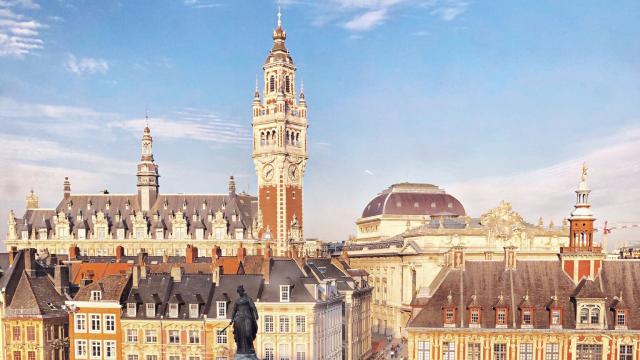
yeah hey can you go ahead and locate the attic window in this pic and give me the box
[91,291,102,301]
[469,308,480,326]
[551,309,562,326]
[189,304,199,319]
[47,302,56,310]
[280,285,290,302]
[396,202,402,208]
[431,202,436,208]
[522,309,533,327]
[414,202,419,208]
[616,310,627,327]
[127,303,136,317]
[448,203,453,209]
[217,301,226,318]
[169,303,178,318]
[146,303,155,318]
[496,308,507,327]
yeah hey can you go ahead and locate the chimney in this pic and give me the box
[504,246,517,271]
[212,245,221,259]
[163,252,169,263]
[263,243,272,284]
[140,264,147,280]
[69,245,79,261]
[237,243,246,262]
[228,175,236,196]
[132,265,139,288]
[8,246,17,266]
[137,249,147,266]
[63,177,71,200]
[170,265,182,283]
[115,246,124,262]
[186,245,198,264]
[54,264,70,295]
[24,248,36,276]
[212,265,222,284]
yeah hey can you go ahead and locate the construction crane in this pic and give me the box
[602,220,640,251]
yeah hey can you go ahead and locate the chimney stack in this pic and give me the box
[237,243,246,262]
[63,177,71,200]
[186,244,198,264]
[228,175,236,196]
[115,246,124,262]
[212,265,222,284]
[54,264,70,295]
[212,245,221,259]
[24,248,36,276]
[137,249,146,266]
[132,265,140,289]
[8,246,17,266]
[504,246,517,271]
[69,245,79,261]
[263,243,272,284]
[170,265,182,283]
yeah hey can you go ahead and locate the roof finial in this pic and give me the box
[581,161,588,182]
[277,6,282,28]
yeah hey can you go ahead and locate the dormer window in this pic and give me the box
[90,291,102,301]
[496,308,508,327]
[145,303,155,318]
[550,309,562,328]
[521,308,533,328]
[280,285,290,302]
[127,303,136,317]
[616,310,627,327]
[155,229,163,240]
[469,308,481,327]
[217,301,226,318]
[577,303,603,329]
[168,303,178,318]
[189,304,199,319]
[444,307,456,327]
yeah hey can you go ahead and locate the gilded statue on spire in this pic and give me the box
[581,162,588,182]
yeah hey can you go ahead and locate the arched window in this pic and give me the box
[285,76,291,93]
[295,132,300,146]
[580,308,589,323]
[269,75,275,92]
[272,130,276,144]
[590,308,600,324]
[260,132,265,146]
[285,131,290,145]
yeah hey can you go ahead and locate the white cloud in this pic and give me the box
[183,0,219,9]
[0,1,44,58]
[364,169,374,176]
[344,8,387,31]
[110,108,252,145]
[429,0,468,21]
[65,54,109,75]
[446,125,640,250]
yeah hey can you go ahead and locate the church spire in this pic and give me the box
[137,115,160,211]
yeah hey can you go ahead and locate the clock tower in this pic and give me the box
[252,9,308,255]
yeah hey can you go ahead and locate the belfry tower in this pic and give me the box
[560,163,604,282]
[137,118,160,211]
[252,9,308,254]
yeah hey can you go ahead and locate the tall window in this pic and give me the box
[216,329,227,344]
[13,352,21,360]
[27,352,35,360]
[265,344,275,360]
[75,340,87,358]
[467,343,481,360]
[295,315,306,332]
[576,344,603,360]
[280,316,290,333]
[590,308,600,324]
[545,343,559,360]
[519,343,533,360]
[168,330,180,344]
[265,315,274,333]
[280,344,290,360]
[26,326,35,341]
[269,76,275,92]
[90,340,101,359]
[417,341,431,360]
[442,342,455,360]
[104,341,116,360]
[12,326,21,341]
[280,285,290,302]
[75,314,87,332]
[620,345,633,360]
[296,344,306,360]
[104,314,116,333]
[580,308,589,323]
[127,329,138,343]
[285,76,291,93]
[494,344,507,360]
[189,330,200,344]
[90,314,101,332]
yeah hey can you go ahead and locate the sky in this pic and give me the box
[0,0,639,250]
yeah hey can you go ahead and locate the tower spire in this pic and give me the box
[137,113,160,211]
[277,6,282,28]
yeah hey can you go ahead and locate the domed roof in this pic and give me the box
[362,183,466,218]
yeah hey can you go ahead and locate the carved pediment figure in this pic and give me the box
[480,201,527,240]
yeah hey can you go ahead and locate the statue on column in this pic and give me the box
[229,285,259,359]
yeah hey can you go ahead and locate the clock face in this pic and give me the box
[263,164,274,181]
[288,164,299,181]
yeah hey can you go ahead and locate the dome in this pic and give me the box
[361,183,466,218]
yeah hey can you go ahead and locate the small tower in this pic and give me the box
[560,163,603,282]
[137,117,160,211]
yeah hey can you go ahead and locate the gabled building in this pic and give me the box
[1,249,70,360]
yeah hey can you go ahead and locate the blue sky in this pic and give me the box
[1,0,639,247]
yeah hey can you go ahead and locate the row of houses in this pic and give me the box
[0,244,373,360]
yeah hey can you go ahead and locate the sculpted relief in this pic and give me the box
[480,201,532,248]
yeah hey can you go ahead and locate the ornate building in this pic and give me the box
[346,183,570,338]
[252,9,308,256]
[406,167,640,360]
[4,10,309,259]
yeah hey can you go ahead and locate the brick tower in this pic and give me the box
[252,9,308,255]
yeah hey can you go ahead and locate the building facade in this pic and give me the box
[406,167,637,360]
[346,182,570,338]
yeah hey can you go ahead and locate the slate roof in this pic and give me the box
[74,273,131,302]
[5,271,67,318]
[207,275,263,319]
[362,183,465,218]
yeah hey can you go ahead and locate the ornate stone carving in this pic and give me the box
[480,201,527,242]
